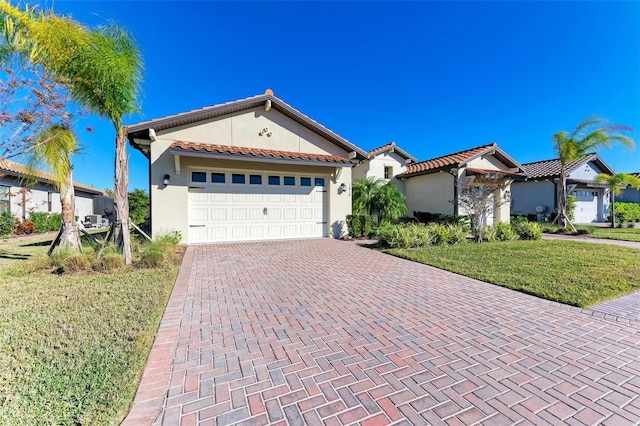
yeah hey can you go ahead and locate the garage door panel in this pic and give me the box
[190,208,209,221]
[232,209,248,220]
[268,209,282,220]
[248,208,263,220]
[188,175,327,243]
[211,208,227,221]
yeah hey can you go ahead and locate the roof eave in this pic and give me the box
[169,148,354,168]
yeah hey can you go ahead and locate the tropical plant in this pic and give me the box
[0,2,143,263]
[593,173,640,228]
[27,125,80,250]
[552,117,634,230]
[352,177,406,225]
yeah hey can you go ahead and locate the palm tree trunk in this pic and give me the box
[113,127,132,264]
[558,166,567,227]
[59,169,80,250]
[611,191,616,228]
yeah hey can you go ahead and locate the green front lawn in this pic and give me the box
[0,239,180,424]
[588,227,640,242]
[387,240,640,308]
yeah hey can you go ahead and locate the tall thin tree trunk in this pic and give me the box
[611,192,616,228]
[59,169,80,250]
[558,166,567,227]
[113,127,132,264]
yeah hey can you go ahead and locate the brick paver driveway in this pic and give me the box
[125,239,640,425]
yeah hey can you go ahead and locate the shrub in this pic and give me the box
[155,230,182,245]
[28,212,63,232]
[346,214,375,238]
[413,211,469,226]
[138,246,166,268]
[446,224,467,244]
[0,211,13,237]
[514,221,542,240]
[480,225,497,242]
[612,202,640,224]
[14,220,35,235]
[94,253,125,272]
[428,223,450,246]
[57,253,93,274]
[494,222,517,241]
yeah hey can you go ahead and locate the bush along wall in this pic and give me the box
[346,214,375,238]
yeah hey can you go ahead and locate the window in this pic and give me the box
[211,172,226,183]
[268,176,280,185]
[47,192,52,212]
[315,177,325,187]
[301,177,312,187]
[0,185,9,213]
[249,175,262,185]
[283,176,295,186]
[232,174,246,184]
[191,171,206,183]
[384,166,393,180]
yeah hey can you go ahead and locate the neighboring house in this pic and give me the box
[619,172,640,204]
[126,89,368,244]
[510,153,613,223]
[0,158,104,220]
[353,141,416,183]
[395,143,525,225]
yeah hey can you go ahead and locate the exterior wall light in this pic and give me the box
[163,174,170,185]
[338,182,347,193]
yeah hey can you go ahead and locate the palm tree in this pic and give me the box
[352,177,406,224]
[375,181,406,224]
[28,125,80,250]
[0,3,143,263]
[594,173,640,228]
[552,117,634,230]
[352,177,381,216]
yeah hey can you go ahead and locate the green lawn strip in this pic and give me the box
[590,228,640,242]
[386,240,640,308]
[0,266,177,424]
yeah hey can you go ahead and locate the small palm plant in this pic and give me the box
[594,173,640,228]
[352,177,406,225]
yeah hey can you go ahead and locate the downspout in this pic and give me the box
[449,168,459,216]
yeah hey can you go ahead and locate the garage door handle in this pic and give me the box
[263,207,268,215]
[189,225,206,228]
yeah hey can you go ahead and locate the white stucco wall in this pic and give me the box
[149,108,353,243]
[567,161,603,180]
[403,172,455,216]
[353,151,408,182]
[2,182,95,220]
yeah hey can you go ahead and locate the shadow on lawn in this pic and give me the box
[0,250,31,260]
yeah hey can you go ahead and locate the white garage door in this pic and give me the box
[572,189,599,223]
[188,170,327,243]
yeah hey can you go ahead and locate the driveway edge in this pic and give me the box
[122,245,194,425]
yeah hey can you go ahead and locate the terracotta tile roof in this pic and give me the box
[367,141,416,163]
[170,141,352,164]
[522,153,601,179]
[399,143,497,177]
[0,158,104,194]
[465,167,526,179]
[127,89,368,160]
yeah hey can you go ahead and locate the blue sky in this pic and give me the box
[29,1,640,191]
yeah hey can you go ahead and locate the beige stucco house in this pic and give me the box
[126,90,368,244]
[352,141,416,184]
[394,143,525,224]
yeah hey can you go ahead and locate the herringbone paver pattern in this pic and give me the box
[125,239,640,425]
